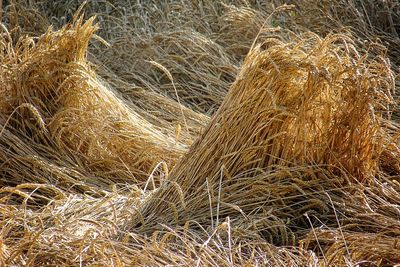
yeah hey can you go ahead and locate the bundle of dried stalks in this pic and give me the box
[0,16,185,187]
[0,1,399,266]
[173,33,394,183]
[128,34,399,266]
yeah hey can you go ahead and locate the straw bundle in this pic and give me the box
[0,16,185,188]
[0,0,399,266]
[124,31,399,266]
[172,34,394,184]
[133,33,396,228]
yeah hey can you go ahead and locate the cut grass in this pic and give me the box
[0,0,399,266]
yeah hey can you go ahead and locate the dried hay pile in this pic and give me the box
[0,0,399,266]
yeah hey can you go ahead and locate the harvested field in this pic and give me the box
[0,0,399,266]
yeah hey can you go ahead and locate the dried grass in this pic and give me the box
[0,0,399,266]
[0,16,186,189]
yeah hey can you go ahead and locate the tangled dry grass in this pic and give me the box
[0,0,399,266]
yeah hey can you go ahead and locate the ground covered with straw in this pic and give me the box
[0,0,399,266]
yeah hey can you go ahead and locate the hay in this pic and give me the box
[0,0,399,266]
[289,0,400,66]
[0,16,186,188]
[289,0,400,120]
[128,32,399,265]
[171,34,394,184]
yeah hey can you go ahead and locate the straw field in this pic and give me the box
[0,0,399,266]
